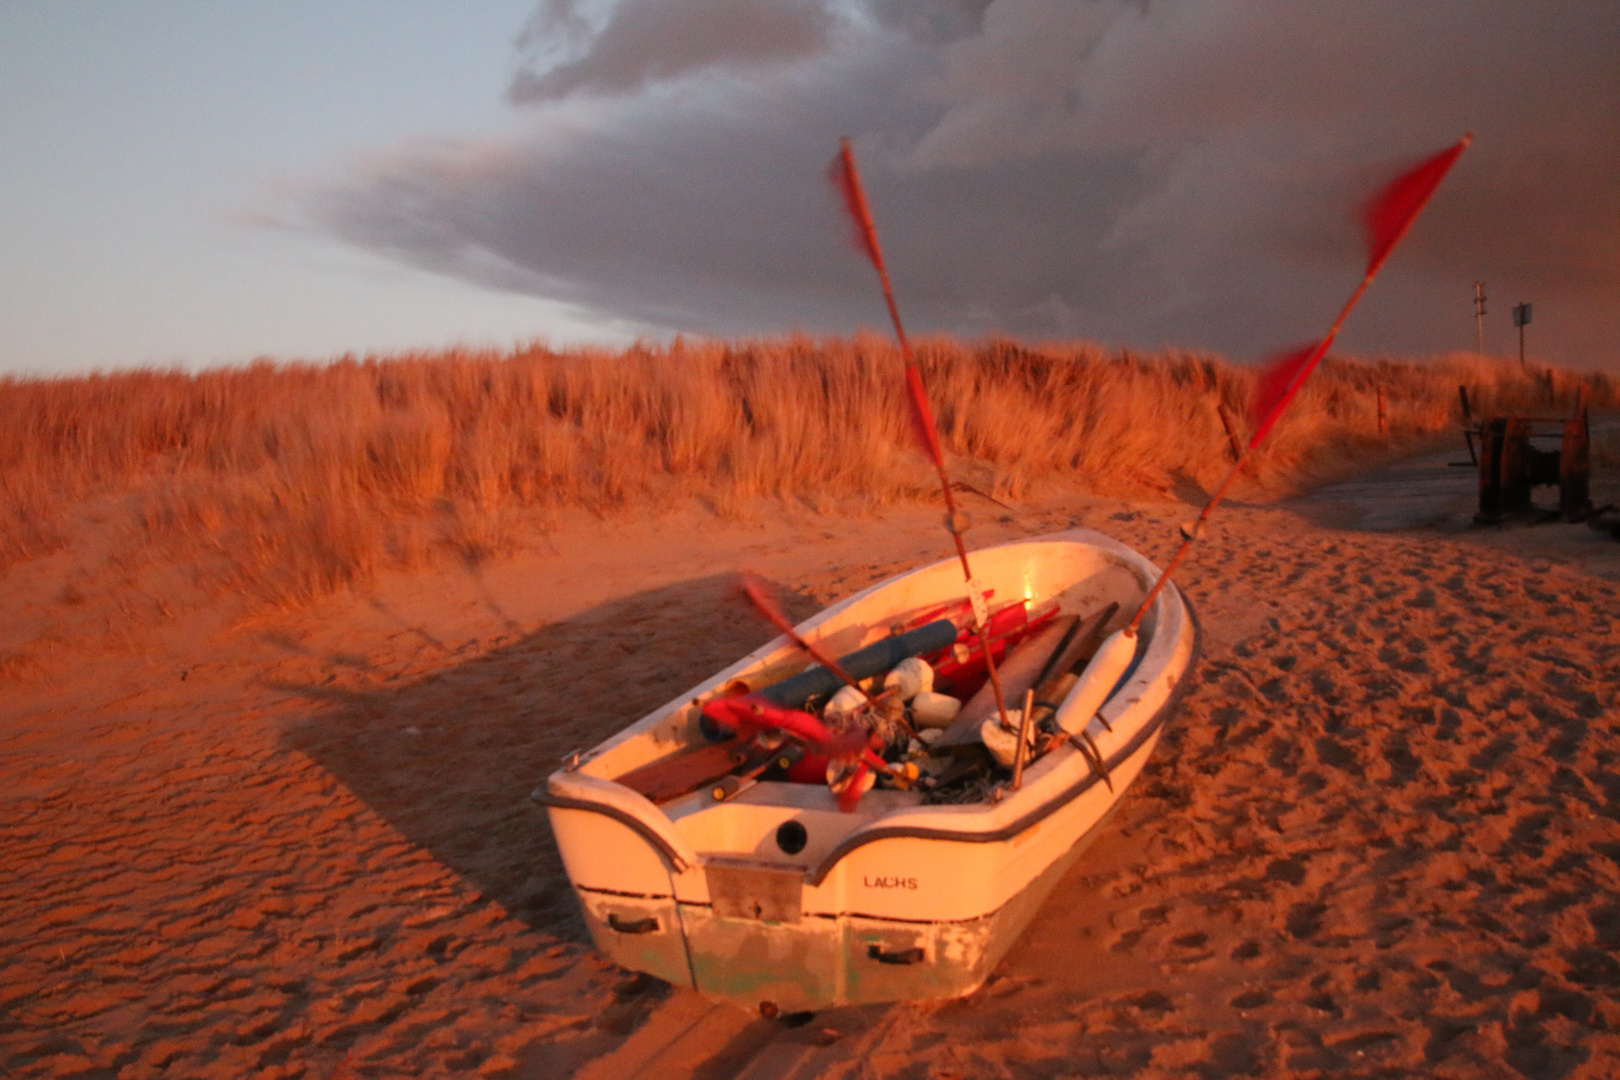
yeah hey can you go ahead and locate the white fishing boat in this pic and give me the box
[537,527,1197,1013]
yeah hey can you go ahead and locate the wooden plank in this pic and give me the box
[615,736,751,804]
[1034,603,1118,706]
[933,618,1072,752]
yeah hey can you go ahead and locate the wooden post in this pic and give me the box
[1376,386,1388,436]
[1458,385,1478,465]
[1476,418,1533,525]
[1215,403,1245,463]
[1562,386,1592,522]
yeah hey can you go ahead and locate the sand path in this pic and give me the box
[5,465,1620,1078]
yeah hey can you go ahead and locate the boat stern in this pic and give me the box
[679,906,992,1014]
[540,772,699,990]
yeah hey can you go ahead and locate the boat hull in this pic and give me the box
[540,530,1196,1011]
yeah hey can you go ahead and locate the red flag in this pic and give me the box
[828,138,884,272]
[1248,133,1471,452]
[1249,342,1324,449]
[829,137,951,474]
[1125,134,1471,640]
[904,363,947,469]
[739,573,867,696]
[1361,134,1471,276]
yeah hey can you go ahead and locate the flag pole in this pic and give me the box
[830,137,1015,734]
[1124,133,1473,638]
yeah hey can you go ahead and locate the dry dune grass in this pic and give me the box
[0,336,1610,612]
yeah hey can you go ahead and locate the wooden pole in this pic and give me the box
[1560,385,1591,523]
[1458,384,1478,465]
[1127,265,1379,637]
[1011,687,1035,789]
[1216,403,1244,462]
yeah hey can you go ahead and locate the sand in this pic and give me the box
[5,456,1620,1079]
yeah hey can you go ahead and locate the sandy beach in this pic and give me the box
[5,453,1620,1079]
[6,3,1615,1074]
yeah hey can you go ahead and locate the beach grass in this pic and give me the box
[2,336,1609,608]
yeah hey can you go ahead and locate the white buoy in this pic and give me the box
[1054,630,1136,736]
[909,690,962,729]
[883,657,934,701]
[979,711,1034,768]
[824,684,867,719]
[826,758,877,799]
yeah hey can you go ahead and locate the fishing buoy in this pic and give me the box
[980,711,1034,769]
[883,657,934,701]
[827,758,876,800]
[824,684,866,719]
[910,690,961,729]
[1055,630,1136,736]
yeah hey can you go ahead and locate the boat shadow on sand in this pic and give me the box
[276,573,821,944]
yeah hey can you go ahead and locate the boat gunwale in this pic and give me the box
[572,528,1151,781]
[805,592,1199,885]
[537,789,691,871]
[536,589,1201,886]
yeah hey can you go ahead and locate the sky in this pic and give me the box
[2,2,1616,377]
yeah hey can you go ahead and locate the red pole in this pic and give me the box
[830,139,1014,733]
[1124,133,1472,638]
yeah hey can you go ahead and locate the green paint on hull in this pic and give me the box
[578,892,693,989]
[670,805,1120,1012]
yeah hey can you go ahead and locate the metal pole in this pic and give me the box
[1474,281,1487,356]
[1513,301,1532,368]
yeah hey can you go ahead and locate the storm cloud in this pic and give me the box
[306,0,1620,365]
[508,0,836,102]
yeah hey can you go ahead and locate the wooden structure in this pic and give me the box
[1473,389,1591,525]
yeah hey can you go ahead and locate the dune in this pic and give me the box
[2,338,1604,642]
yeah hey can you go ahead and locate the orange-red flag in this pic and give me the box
[1250,133,1471,451]
[827,137,951,474]
[1361,135,1471,276]
[904,364,948,471]
[1249,341,1324,449]
[828,138,884,271]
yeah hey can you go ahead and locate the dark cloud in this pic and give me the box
[509,0,835,102]
[861,0,994,44]
[307,0,1620,367]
